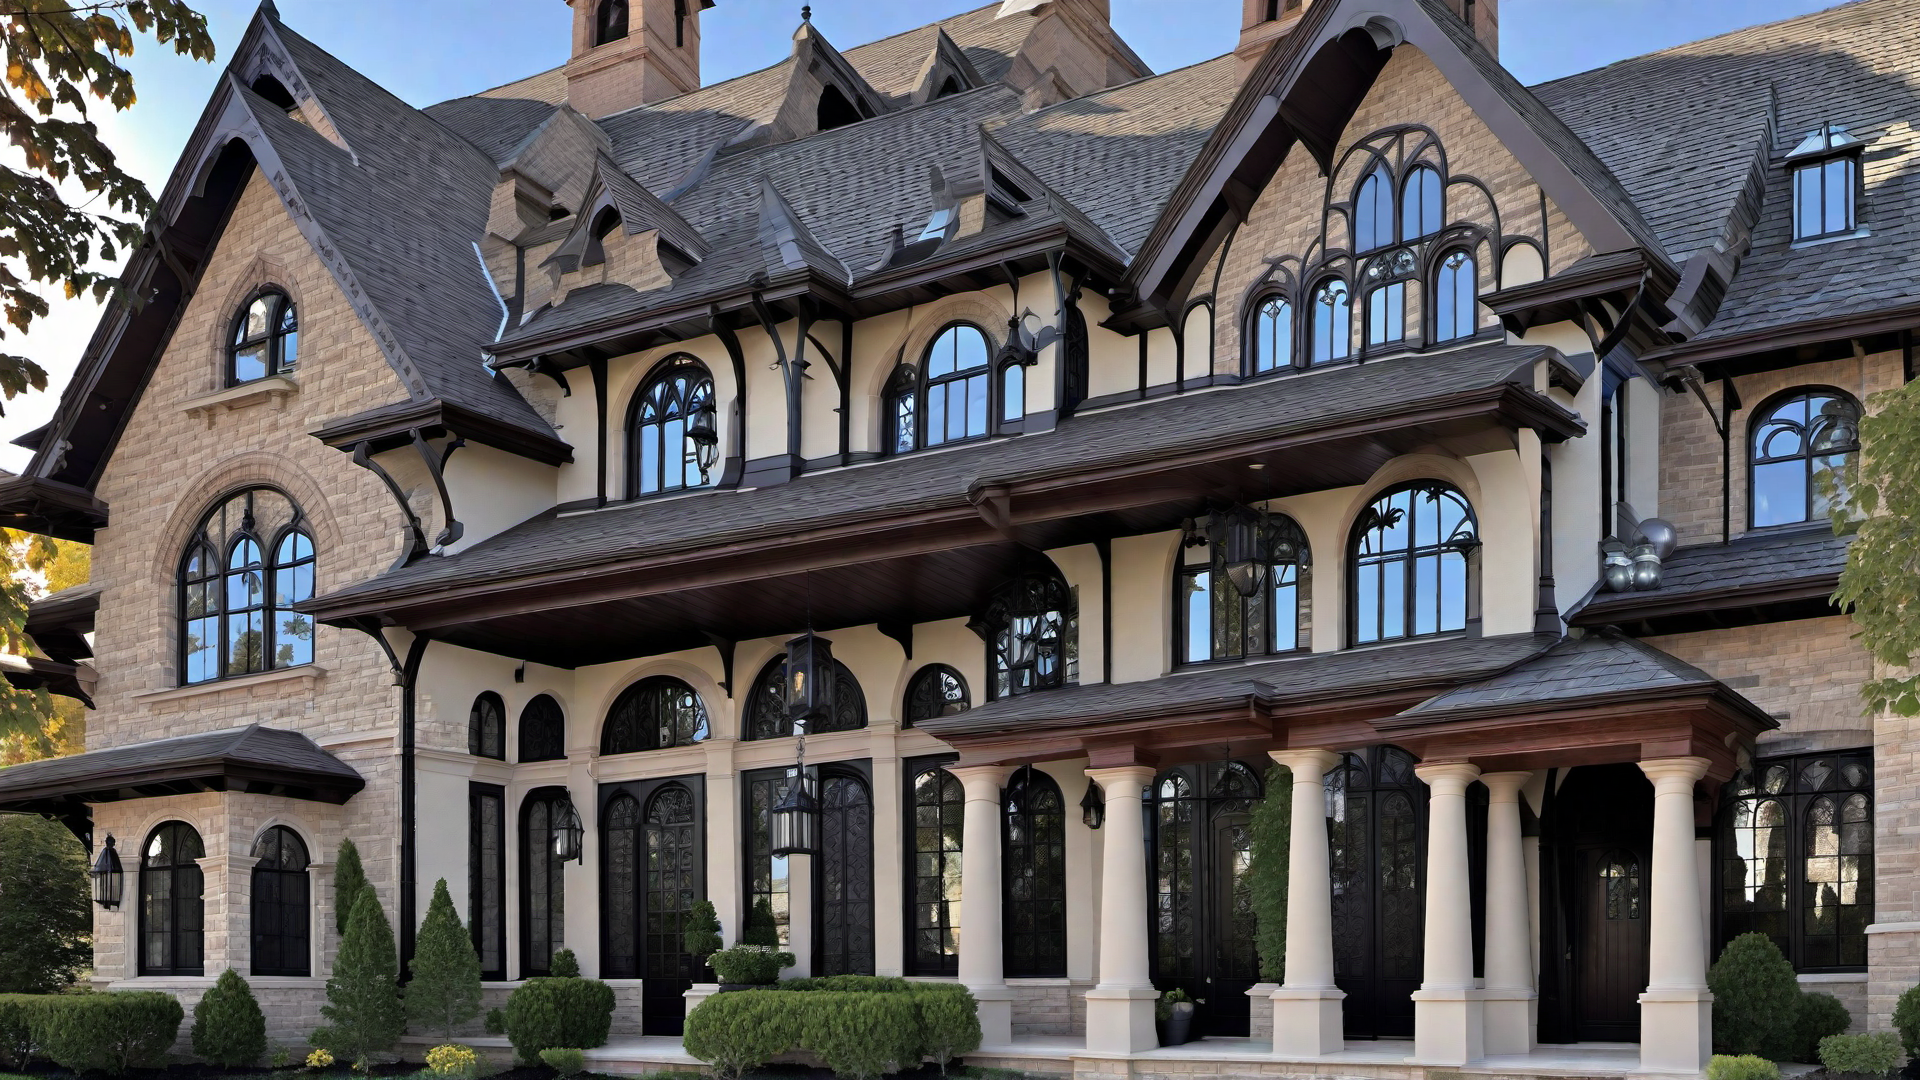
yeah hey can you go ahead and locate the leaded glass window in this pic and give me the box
[1352,164,1394,253]
[645,785,699,980]
[601,677,709,754]
[1750,389,1860,528]
[1153,773,1196,980]
[744,655,865,739]
[1600,850,1642,920]
[744,769,793,947]
[1004,766,1066,978]
[1249,295,1293,374]
[250,826,309,977]
[906,758,964,976]
[141,821,205,976]
[628,357,714,497]
[1401,165,1443,240]
[1719,749,1872,970]
[1326,747,1425,1038]
[1177,513,1309,663]
[1432,249,1477,343]
[818,771,875,975]
[469,784,506,980]
[1351,482,1478,645]
[228,290,297,384]
[903,665,969,727]
[979,572,1076,700]
[178,488,313,685]
[522,790,568,976]
[1309,279,1351,365]
[470,692,505,760]
[603,793,642,977]
[519,694,567,762]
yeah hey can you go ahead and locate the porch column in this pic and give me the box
[1267,749,1346,1057]
[1639,757,1713,1074]
[1084,764,1158,1053]
[1412,761,1482,1066]
[948,765,1017,1047]
[1481,771,1535,1056]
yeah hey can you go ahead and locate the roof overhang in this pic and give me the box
[1481,250,1680,356]
[0,654,94,707]
[0,477,111,544]
[312,397,574,466]
[1568,574,1843,634]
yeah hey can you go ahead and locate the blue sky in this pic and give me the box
[0,0,1845,468]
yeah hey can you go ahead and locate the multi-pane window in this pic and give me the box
[818,769,875,975]
[744,768,794,947]
[1432,250,1477,342]
[1248,295,1293,374]
[1788,124,1863,241]
[1720,750,1872,971]
[604,792,643,976]
[902,665,969,727]
[1401,165,1443,240]
[1366,281,1405,346]
[141,821,205,976]
[744,655,866,739]
[629,357,714,497]
[521,790,568,976]
[228,290,297,384]
[519,694,567,762]
[469,783,506,980]
[601,677,708,754]
[1003,766,1067,978]
[1750,389,1860,528]
[979,572,1076,700]
[1309,279,1351,365]
[469,692,506,760]
[906,757,964,976]
[1351,482,1478,645]
[179,488,314,685]
[891,323,994,452]
[250,826,309,977]
[644,784,699,982]
[1177,514,1309,664]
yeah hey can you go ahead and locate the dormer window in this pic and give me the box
[1788,124,1864,242]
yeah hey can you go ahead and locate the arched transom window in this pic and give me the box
[179,488,314,685]
[903,664,969,727]
[1750,389,1860,528]
[977,571,1076,700]
[629,356,715,497]
[890,323,996,453]
[601,677,709,754]
[229,289,297,385]
[745,655,867,739]
[1350,482,1478,645]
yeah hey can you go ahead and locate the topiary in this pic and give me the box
[333,838,368,938]
[1707,1054,1781,1080]
[549,948,581,978]
[1250,764,1292,983]
[742,898,779,947]
[709,945,793,986]
[192,969,268,1067]
[1819,1031,1903,1078]
[684,900,723,968]
[310,888,406,1065]
[502,976,614,1063]
[1794,991,1852,1063]
[1895,983,1920,1058]
[1708,933,1802,1059]
[406,879,483,1041]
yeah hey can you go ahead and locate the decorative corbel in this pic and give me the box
[703,632,735,696]
[341,615,406,686]
[410,428,465,548]
[351,440,429,569]
[877,620,912,661]
[527,356,572,397]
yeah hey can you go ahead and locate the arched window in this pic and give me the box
[1248,294,1294,374]
[595,0,628,45]
[250,826,309,977]
[891,323,992,453]
[1004,766,1067,978]
[1432,249,1477,343]
[179,488,314,685]
[521,790,569,976]
[1401,165,1443,240]
[1000,359,1026,425]
[1351,482,1478,644]
[519,695,567,762]
[818,769,875,975]
[903,665,969,727]
[645,784,701,986]
[629,357,715,497]
[744,655,866,739]
[1178,512,1309,664]
[1750,389,1860,528]
[1718,750,1872,970]
[141,821,205,976]
[1309,279,1351,365]
[470,691,506,760]
[1353,164,1394,253]
[601,677,709,755]
[228,289,297,385]
[1599,850,1643,920]
[978,571,1076,700]
[906,758,964,976]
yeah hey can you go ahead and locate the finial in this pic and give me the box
[801,5,812,21]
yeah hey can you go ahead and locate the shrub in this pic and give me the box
[549,949,581,979]
[709,945,792,986]
[683,981,980,1080]
[36,991,184,1075]
[0,816,91,994]
[741,898,780,947]
[772,975,909,993]
[1895,983,1920,1058]
[503,976,615,1063]
[684,900,723,967]
[540,1048,587,1076]
[311,889,405,1064]
[1795,991,1852,1062]
[1706,1054,1780,1080]
[1708,933,1802,1059]
[1250,764,1292,983]
[406,880,483,1041]
[0,994,50,1068]
[333,838,368,938]
[425,1042,479,1079]
[484,1008,506,1036]
[192,969,268,1067]
[800,990,921,1080]
[683,991,801,1080]
[1820,1032,1903,1078]
[271,1046,294,1069]
[909,983,981,1070]
[307,1048,335,1069]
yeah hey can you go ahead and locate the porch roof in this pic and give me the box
[1568,527,1848,633]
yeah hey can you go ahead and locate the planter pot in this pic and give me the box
[1161,1003,1195,1045]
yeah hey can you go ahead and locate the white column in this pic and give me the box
[1412,761,1483,1066]
[1268,749,1346,1057]
[949,765,1017,1047]
[1083,764,1159,1053]
[1639,757,1713,1074]
[1480,771,1535,1056]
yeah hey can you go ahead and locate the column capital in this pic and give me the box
[1086,764,1157,794]
[1269,748,1341,776]
[1414,760,1481,794]
[945,764,1016,800]
[1639,756,1710,792]
[1479,771,1533,800]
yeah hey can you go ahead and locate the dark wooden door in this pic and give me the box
[817,770,875,975]
[1575,846,1649,1039]
[1539,763,1654,1044]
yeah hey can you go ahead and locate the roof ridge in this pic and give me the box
[1528,0,1882,91]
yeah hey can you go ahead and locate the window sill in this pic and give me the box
[135,664,326,704]
[1796,971,1867,983]
[182,375,299,424]
[1790,227,1870,250]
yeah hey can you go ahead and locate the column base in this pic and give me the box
[1481,988,1536,1057]
[1084,985,1159,1054]
[683,983,719,1019]
[967,984,1016,1047]
[1639,988,1713,1074]
[1269,986,1346,1057]
[1410,987,1484,1065]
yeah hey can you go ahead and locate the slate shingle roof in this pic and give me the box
[0,725,365,808]
[1569,527,1849,625]
[1399,632,1731,719]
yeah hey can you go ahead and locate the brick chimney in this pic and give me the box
[564,0,710,118]
[1235,0,1497,81]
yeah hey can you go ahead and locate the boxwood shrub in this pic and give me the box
[1819,1031,1903,1078]
[1707,1054,1781,1080]
[35,991,184,1075]
[0,994,50,1068]
[502,976,614,1063]
[683,980,980,1080]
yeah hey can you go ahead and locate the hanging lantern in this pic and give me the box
[785,631,837,725]
[91,835,124,909]
[688,398,719,478]
[770,769,820,858]
[1081,779,1105,830]
[1209,508,1270,599]
[551,796,585,863]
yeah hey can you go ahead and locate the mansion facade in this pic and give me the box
[0,0,1906,1072]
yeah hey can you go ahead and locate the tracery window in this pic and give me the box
[250,826,309,977]
[1309,279,1351,365]
[1719,749,1872,970]
[906,757,964,977]
[1432,249,1478,343]
[1353,164,1394,253]
[1350,482,1478,645]
[1401,165,1443,240]
[469,783,506,980]
[519,694,567,762]
[179,488,314,685]
[595,0,628,45]
[470,692,506,760]
[603,792,643,977]
[889,323,994,453]
[521,789,569,976]
[141,821,205,976]
[977,571,1076,700]
[1003,766,1067,978]
[818,769,875,975]
[1248,294,1294,374]
[902,664,969,727]
[601,677,709,754]
[644,784,700,983]
[1177,513,1309,663]
[228,289,297,384]
[1750,389,1860,528]
[744,655,865,739]
[628,356,714,497]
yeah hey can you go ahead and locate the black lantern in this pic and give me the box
[551,797,585,863]
[770,768,819,858]
[688,398,719,479]
[1081,780,1105,830]
[785,630,836,725]
[1207,508,1271,599]
[91,835,124,909]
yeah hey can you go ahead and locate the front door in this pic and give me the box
[1328,747,1427,1039]
[816,769,875,975]
[1149,760,1265,1038]
[641,782,700,1036]
[1575,846,1650,1039]
[1541,764,1653,1043]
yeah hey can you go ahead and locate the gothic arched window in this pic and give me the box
[1248,293,1294,374]
[250,826,309,977]
[978,571,1076,700]
[1353,164,1394,253]
[595,0,629,45]
[629,356,715,497]
[745,655,867,739]
[519,694,567,762]
[1719,750,1872,970]
[601,677,709,755]
[470,691,506,760]
[228,289,297,385]
[1401,165,1443,240]
[903,665,969,727]
[141,821,205,976]
[521,789,569,976]
[1750,389,1861,528]
[1004,766,1067,978]
[179,488,314,685]
[1350,482,1478,644]
[1309,279,1351,365]
[1432,249,1477,343]
[1177,512,1310,663]
[906,758,964,976]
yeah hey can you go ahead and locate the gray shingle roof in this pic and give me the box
[0,725,365,808]
[1399,632,1727,718]
[1569,526,1849,625]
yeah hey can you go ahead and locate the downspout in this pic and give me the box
[398,634,429,976]
[840,317,853,463]
[1535,448,1558,634]
[1096,537,1113,684]
[1719,376,1734,543]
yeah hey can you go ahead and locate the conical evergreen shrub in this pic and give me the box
[406,879,482,1040]
[191,969,267,1067]
[333,838,369,938]
[1709,932,1803,1060]
[549,949,580,978]
[312,889,405,1065]
[1250,764,1293,982]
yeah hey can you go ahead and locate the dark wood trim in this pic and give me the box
[311,398,573,466]
[1569,575,1842,629]
[0,476,111,543]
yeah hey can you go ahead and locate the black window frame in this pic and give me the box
[520,787,570,978]
[177,487,315,686]
[1003,765,1068,979]
[743,654,867,740]
[140,820,206,977]
[469,691,506,760]
[227,288,298,386]
[1791,153,1860,242]
[601,775,707,981]
[1430,247,1478,344]
[1307,277,1352,366]
[518,694,567,763]
[814,760,876,976]
[601,676,710,754]
[1175,512,1310,666]
[1747,386,1861,530]
[887,322,1002,455]
[627,355,715,499]
[902,664,970,728]
[469,782,507,981]
[250,825,310,977]
[1348,481,1479,646]
[904,754,963,977]
[1244,289,1295,376]
[742,766,797,949]
[977,571,1077,701]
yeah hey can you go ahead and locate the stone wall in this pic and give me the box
[1645,616,1873,752]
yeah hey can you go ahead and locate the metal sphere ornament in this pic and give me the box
[1630,544,1663,591]
[1637,517,1679,561]
[1602,548,1634,593]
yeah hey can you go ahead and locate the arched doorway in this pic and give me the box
[600,777,705,1035]
[817,767,874,975]
[1147,760,1264,1037]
